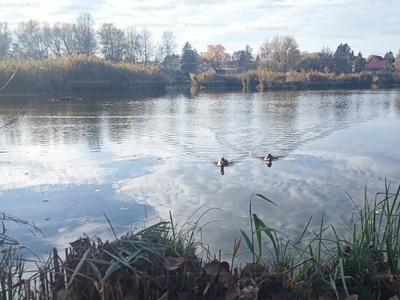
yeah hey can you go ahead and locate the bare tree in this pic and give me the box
[75,13,97,56]
[47,23,64,58]
[125,26,142,63]
[41,22,55,57]
[141,28,154,67]
[158,31,177,58]
[98,23,127,62]
[14,19,49,59]
[258,38,271,68]
[0,22,12,58]
[60,23,78,56]
[258,35,300,72]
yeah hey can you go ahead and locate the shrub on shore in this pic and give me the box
[190,72,242,89]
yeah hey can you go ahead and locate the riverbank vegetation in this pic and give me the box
[2,182,400,299]
[0,56,166,92]
[1,14,400,93]
[191,69,400,91]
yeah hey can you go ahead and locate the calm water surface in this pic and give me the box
[1,89,400,262]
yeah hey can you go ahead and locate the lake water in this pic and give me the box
[1,89,400,262]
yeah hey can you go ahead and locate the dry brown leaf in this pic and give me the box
[225,284,240,300]
[239,286,257,300]
[378,269,393,283]
[243,263,266,277]
[318,291,336,300]
[219,268,232,288]
[164,257,185,270]
[204,259,220,276]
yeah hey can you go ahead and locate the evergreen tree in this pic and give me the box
[353,52,367,73]
[383,51,395,72]
[244,45,256,71]
[232,45,255,71]
[180,42,198,77]
[332,43,353,73]
[317,46,334,72]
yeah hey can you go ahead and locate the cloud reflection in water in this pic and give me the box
[1,90,400,263]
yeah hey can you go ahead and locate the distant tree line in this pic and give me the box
[1,13,400,80]
[0,14,177,67]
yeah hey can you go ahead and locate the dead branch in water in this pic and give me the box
[0,67,18,92]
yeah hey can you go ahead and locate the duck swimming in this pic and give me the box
[217,157,229,166]
[218,157,228,175]
[263,154,274,161]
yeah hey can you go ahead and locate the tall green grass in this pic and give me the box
[240,181,400,299]
[0,213,44,300]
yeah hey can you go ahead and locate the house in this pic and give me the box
[219,61,241,74]
[366,57,386,74]
[198,63,217,74]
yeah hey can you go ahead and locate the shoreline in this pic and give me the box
[1,82,400,96]
[1,58,400,93]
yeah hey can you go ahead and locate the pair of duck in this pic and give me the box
[217,154,275,174]
[217,154,274,165]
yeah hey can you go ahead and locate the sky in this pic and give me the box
[1,0,399,57]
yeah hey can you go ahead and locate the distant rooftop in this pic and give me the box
[366,60,385,70]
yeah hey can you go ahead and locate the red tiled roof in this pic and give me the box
[366,60,386,70]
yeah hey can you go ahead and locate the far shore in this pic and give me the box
[1,57,400,93]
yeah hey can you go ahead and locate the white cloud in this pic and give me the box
[0,148,111,190]
[1,0,399,56]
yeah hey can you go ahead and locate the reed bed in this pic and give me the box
[192,69,400,91]
[0,56,166,92]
